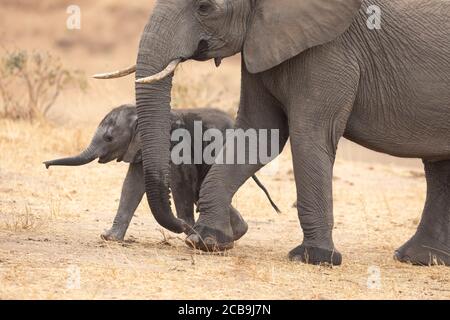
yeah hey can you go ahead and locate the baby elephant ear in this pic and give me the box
[244,0,362,73]
[123,116,142,163]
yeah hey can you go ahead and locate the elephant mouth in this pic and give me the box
[98,157,111,164]
[98,154,125,164]
[191,40,224,67]
[191,40,211,61]
[98,154,116,164]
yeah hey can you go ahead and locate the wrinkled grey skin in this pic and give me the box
[134,0,450,266]
[44,105,279,242]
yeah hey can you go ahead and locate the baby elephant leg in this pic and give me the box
[229,206,248,241]
[171,183,196,229]
[102,163,145,241]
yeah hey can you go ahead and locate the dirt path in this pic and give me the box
[0,120,448,299]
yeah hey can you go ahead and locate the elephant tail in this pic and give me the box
[252,175,281,214]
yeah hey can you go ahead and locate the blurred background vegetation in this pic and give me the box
[0,50,87,121]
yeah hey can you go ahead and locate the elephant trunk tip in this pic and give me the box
[180,220,193,235]
[165,217,190,234]
[43,162,51,169]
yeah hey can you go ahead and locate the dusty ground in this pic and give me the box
[1,118,449,299]
[0,0,449,300]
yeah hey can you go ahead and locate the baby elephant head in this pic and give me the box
[44,105,141,168]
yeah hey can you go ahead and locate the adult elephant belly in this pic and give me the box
[344,94,450,162]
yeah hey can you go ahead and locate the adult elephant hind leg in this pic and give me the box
[287,121,344,266]
[287,53,359,266]
[395,160,450,266]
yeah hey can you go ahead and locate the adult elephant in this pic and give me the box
[97,0,450,266]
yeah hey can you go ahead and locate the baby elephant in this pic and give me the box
[44,105,279,242]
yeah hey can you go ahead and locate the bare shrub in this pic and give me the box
[0,50,87,121]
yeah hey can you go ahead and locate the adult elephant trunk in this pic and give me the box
[135,15,188,234]
[44,146,97,169]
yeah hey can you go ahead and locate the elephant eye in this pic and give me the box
[103,134,113,143]
[197,0,214,15]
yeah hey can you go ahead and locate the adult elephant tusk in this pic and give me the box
[136,59,181,84]
[92,65,136,79]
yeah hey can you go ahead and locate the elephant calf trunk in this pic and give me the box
[44,147,97,169]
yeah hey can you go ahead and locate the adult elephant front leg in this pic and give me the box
[187,68,289,251]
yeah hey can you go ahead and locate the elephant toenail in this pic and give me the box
[185,234,200,248]
[204,237,217,248]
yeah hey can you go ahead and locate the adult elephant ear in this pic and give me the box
[243,0,362,73]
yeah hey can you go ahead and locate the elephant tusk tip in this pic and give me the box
[92,65,137,79]
[92,73,108,79]
[135,78,156,84]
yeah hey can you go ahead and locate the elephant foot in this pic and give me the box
[229,207,248,241]
[289,244,342,266]
[185,224,234,252]
[398,160,450,266]
[101,228,125,242]
[231,220,248,241]
[394,233,450,266]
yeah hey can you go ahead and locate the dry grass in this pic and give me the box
[0,0,448,300]
[1,205,37,231]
